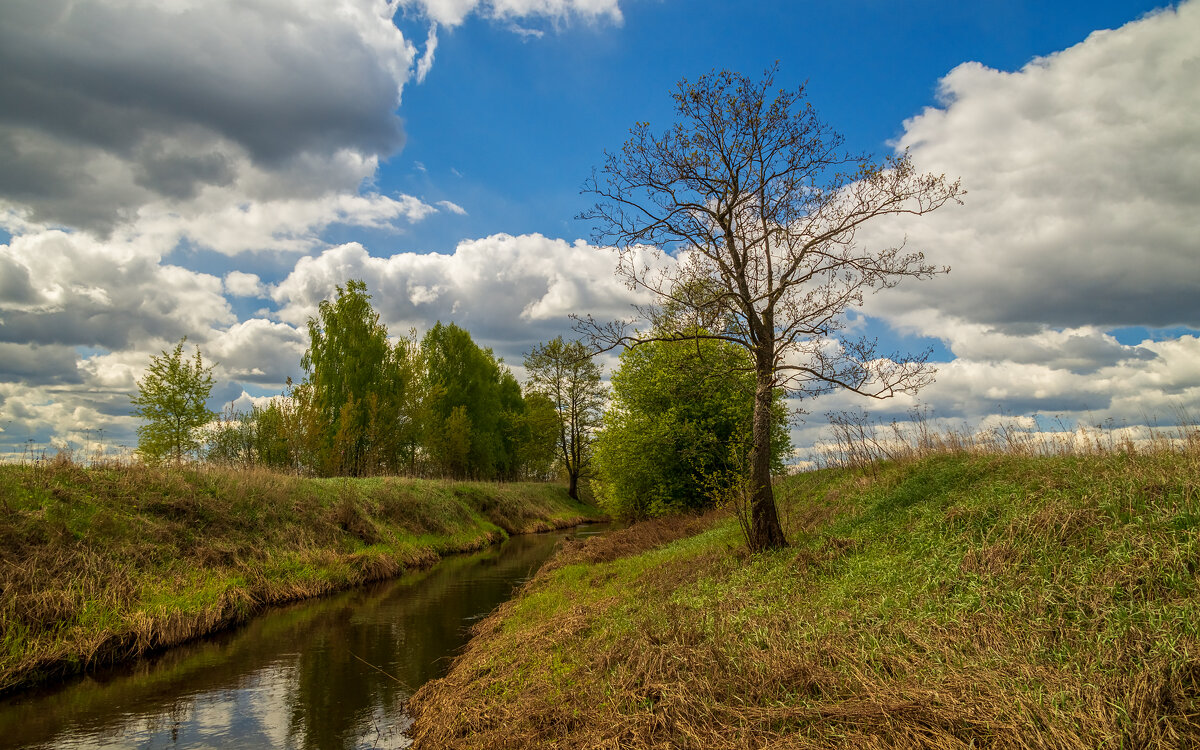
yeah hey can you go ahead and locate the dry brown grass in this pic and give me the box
[547,513,715,570]
[0,460,600,694]
[408,444,1200,749]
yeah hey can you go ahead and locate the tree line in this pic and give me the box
[132,279,788,513]
[198,281,574,482]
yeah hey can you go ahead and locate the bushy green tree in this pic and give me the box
[300,280,413,476]
[524,337,606,499]
[251,399,297,470]
[200,290,558,480]
[206,407,253,465]
[513,392,561,480]
[592,337,790,519]
[132,338,216,465]
[206,399,300,470]
[422,322,528,479]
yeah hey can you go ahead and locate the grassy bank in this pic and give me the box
[409,448,1200,748]
[0,460,601,694]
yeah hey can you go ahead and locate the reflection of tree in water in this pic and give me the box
[0,527,597,750]
[290,534,570,747]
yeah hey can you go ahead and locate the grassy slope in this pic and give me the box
[0,461,601,694]
[409,450,1200,749]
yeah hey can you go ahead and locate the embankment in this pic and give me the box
[0,461,602,694]
[409,449,1200,748]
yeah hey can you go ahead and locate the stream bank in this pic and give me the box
[0,523,609,749]
[0,462,603,695]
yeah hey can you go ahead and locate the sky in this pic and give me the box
[0,0,1197,461]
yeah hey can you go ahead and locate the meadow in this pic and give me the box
[409,423,1200,748]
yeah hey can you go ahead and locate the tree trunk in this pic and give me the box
[568,470,579,501]
[749,373,787,551]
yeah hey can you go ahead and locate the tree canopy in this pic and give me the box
[422,321,551,480]
[297,280,414,476]
[592,336,789,520]
[132,338,215,464]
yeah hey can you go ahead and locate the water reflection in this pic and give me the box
[0,524,607,749]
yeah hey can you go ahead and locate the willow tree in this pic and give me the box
[580,68,963,550]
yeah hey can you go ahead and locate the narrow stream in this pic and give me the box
[0,523,608,749]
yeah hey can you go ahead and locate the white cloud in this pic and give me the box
[864,2,1200,332]
[0,0,634,457]
[271,233,660,354]
[0,0,422,234]
[415,24,439,83]
[787,3,1200,457]
[400,0,621,28]
[0,230,234,351]
[790,333,1200,457]
[224,272,266,298]
[206,319,307,386]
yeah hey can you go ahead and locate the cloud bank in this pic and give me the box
[803,2,1200,440]
[866,2,1200,333]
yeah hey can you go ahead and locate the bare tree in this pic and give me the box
[579,67,963,550]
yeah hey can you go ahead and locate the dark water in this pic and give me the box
[0,524,608,749]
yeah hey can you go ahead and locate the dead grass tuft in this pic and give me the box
[959,542,1016,577]
[547,513,714,571]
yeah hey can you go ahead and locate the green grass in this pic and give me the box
[409,449,1200,749]
[0,459,601,694]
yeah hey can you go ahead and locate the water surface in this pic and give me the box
[0,524,607,749]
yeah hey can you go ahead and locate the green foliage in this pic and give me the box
[131,338,216,465]
[197,283,559,480]
[299,281,416,476]
[429,405,472,477]
[524,337,606,499]
[421,322,553,480]
[205,408,254,466]
[592,337,789,519]
[205,400,298,470]
[512,392,560,481]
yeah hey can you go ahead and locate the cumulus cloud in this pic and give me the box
[224,272,265,298]
[271,233,659,355]
[0,344,83,385]
[0,378,140,455]
[817,335,1200,424]
[0,231,233,351]
[0,0,636,457]
[789,3,1200,455]
[206,319,307,386]
[865,2,1200,333]
[0,0,422,234]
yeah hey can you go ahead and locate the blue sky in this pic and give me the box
[0,0,1196,459]
[386,0,1169,252]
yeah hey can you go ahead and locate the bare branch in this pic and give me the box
[579,66,963,550]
